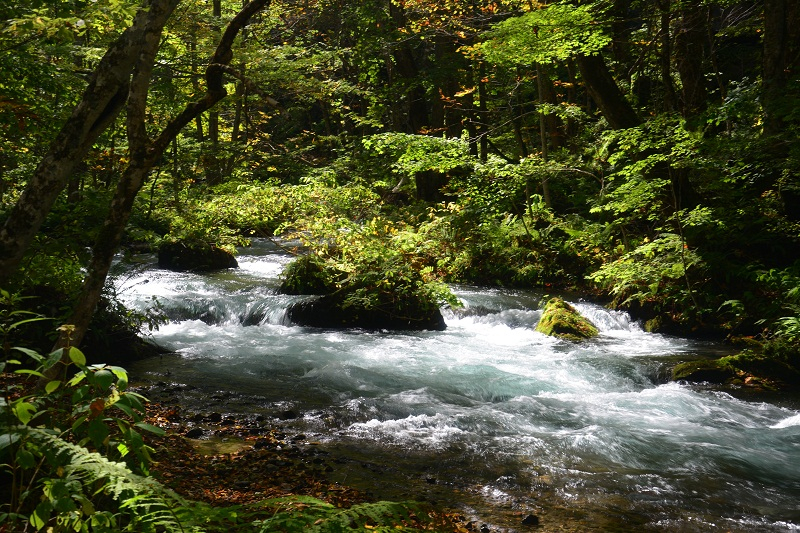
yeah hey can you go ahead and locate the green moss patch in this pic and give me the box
[672,351,800,390]
[535,297,599,341]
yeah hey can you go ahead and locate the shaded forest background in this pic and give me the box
[0,0,798,352]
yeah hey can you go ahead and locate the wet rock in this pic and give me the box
[158,240,238,272]
[185,428,204,438]
[521,514,539,526]
[286,294,446,331]
[535,297,598,341]
[672,359,735,384]
[278,409,299,420]
[672,351,800,389]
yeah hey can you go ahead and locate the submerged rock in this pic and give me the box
[535,297,598,341]
[158,240,238,272]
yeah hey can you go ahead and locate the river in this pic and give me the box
[114,239,800,532]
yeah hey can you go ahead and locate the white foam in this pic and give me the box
[770,413,800,429]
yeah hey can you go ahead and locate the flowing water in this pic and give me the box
[115,240,800,532]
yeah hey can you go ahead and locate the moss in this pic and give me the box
[672,359,736,384]
[672,350,800,390]
[157,240,238,272]
[535,297,599,341]
[279,254,337,295]
[280,254,448,331]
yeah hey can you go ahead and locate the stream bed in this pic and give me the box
[115,240,800,532]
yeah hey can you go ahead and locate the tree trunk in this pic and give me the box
[762,0,800,136]
[535,65,552,207]
[190,29,205,140]
[478,62,488,162]
[575,53,640,129]
[44,0,272,368]
[609,0,632,77]
[512,68,529,159]
[0,0,180,285]
[657,0,678,112]
[675,2,708,120]
[206,0,223,184]
[466,63,479,157]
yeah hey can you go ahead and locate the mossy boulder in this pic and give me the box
[535,297,599,341]
[286,293,446,331]
[158,240,238,272]
[671,359,736,384]
[672,351,800,390]
[281,254,447,331]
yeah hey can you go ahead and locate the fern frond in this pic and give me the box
[12,425,198,532]
[252,495,432,532]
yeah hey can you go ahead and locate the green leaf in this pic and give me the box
[71,415,88,433]
[108,366,128,390]
[30,500,53,530]
[481,5,612,65]
[134,422,165,437]
[68,347,87,366]
[114,402,136,418]
[116,442,130,457]
[44,380,61,394]
[88,419,110,448]
[92,369,114,390]
[7,316,48,331]
[12,401,37,425]
[44,349,63,370]
[67,372,88,387]
[14,369,46,379]
[16,448,36,469]
[11,346,44,363]
[76,495,95,516]
[0,432,20,453]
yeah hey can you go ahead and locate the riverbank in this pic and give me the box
[140,387,479,532]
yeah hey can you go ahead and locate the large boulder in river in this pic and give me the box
[535,297,598,341]
[158,240,238,272]
[281,254,447,331]
[287,293,446,331]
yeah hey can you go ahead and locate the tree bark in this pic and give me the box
[46,0,272,363]
[478,61,488,162]
[206,0,223,184]
[576,53,640,129]
[762,0,800,136]
[657,0,678,112]
[675,2,708,120]
[0,0,180,285]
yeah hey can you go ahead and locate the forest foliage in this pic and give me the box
[1,0,799,529]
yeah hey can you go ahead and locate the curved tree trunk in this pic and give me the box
[0,0,180,285]
[42,0,273,379]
